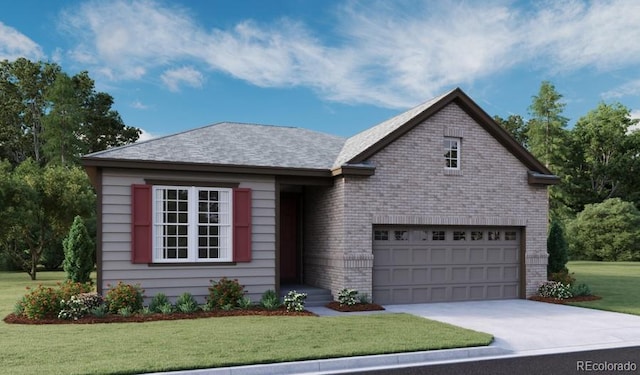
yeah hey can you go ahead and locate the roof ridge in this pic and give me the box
[332,88,458,168]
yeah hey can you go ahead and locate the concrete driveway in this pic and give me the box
[385,299,640,355]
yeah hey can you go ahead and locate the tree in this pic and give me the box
[494,114,528,147]
[561,102,640,213]
[567,198,640,261]
[0,58,140,166]
[526,81,569,171]
[0,160,95,279]
[0,58,60,164]
[63,216,94,283]
[547,220,568,275]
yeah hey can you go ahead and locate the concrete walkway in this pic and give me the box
[148,300,640,375]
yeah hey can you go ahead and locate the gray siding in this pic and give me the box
[100,169,276,303]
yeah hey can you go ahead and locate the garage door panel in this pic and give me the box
[430,248,448,263]
[451,267,467,282]
[430,267,447,282]
[392,248,412,265]
[412,249,428,263]
[413,268,428,283]
[374,249,392,266]
[373,226,521,304]
[504,248,518,262]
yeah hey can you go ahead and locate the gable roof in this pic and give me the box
[82,88,557,183]
[335,87,555,177]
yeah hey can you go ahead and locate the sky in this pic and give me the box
[2,0,640,141]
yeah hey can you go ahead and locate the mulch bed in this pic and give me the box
[3,307,316,325]
[528,295,602,305]
[325,301,385,312]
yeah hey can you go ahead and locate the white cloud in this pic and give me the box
[160,66,204,92]
[0,22,43,61]
[631,110,640,120]
[131,100,149,110]
[602,80,640,99]
[137,128,156,142]
[58,0,640,109]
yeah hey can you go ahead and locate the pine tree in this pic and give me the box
[63,215,94,283]
[547,220,568,276]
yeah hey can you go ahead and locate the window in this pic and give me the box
[374,230,389,240]
[394,231,408,240]
[471,231,484,241]
[432,231,445,241]
[488,231,501,241]
[453,231,466,241]
[505,231,517,241]
[444,137,460,169]
[152,186,232,262]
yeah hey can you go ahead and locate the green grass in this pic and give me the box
[567,261,640,315]
[0,271,492,375]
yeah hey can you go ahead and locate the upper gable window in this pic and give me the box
[444,137,460,170]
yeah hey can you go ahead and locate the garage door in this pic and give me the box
[372,226,521,304]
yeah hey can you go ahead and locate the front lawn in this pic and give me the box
[567,261,640,315]
[0,271,492,375]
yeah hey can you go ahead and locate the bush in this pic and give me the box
[358,293,371,304]
[176,292,199,313]
[549,270,576,285]
[149,293,170,313]
[547,220,568,276]
[260,290,281,310]
[283,290,307,312]
[158,303,174,314]
[568,198,640,261]
[206,278,245,310]
[21,285,60,319]
[105,282,144,314]
[238,296,252,309]
[58,293,103,320]
[570,283,592,297]
[18,281,93,319]
[63,216,95,283]
[337,288,359,306]
[90,303,108,318]
[538,281,573,299]
[58,280,93,301]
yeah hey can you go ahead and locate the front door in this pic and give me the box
[279,193,300,283]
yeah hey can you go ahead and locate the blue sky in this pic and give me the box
[2,0,640,141]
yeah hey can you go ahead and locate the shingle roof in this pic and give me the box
[84,122,346,170]
[82,88,555,181]
[333,89,454,168]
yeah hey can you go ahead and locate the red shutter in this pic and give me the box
[131,184,152,264]
[233,188,252,262]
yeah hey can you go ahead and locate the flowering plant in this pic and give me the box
[105,282,144,313]
[538,281,573,299]
[207,277,245,310]
[337,288,359,306]
[283,290,307,312]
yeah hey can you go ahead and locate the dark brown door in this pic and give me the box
[280,193,299,283]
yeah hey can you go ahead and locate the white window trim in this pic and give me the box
[444,137,461,170]
[152,186,233,263]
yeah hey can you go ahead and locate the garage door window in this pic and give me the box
[471,231,483,240]
[453,231,466,240]
[374,230,389,240]
[488,231,500,240]
[505,231,517,240]
[432,231,445,240]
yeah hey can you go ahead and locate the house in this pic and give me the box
[82,88,558,305]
